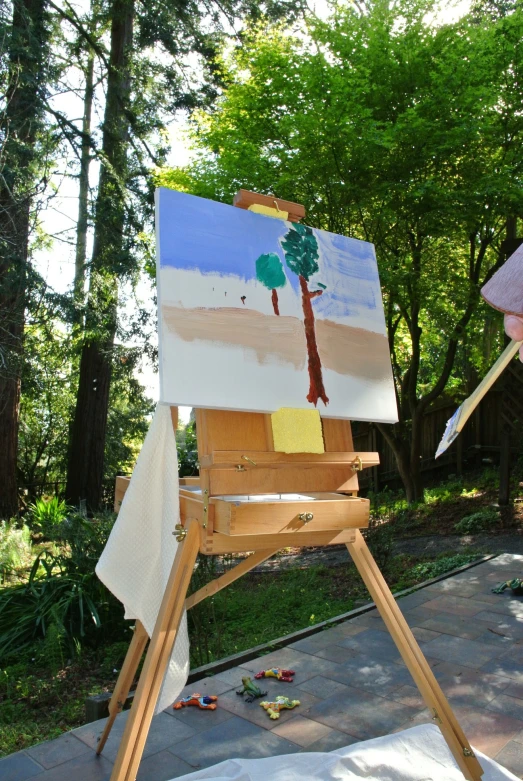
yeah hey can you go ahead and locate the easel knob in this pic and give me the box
[298,512,314,523]
[173,523,187,542]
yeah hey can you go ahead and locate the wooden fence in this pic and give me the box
[352,367,523,492]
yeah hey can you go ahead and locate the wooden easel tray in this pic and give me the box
[179,487,369,535]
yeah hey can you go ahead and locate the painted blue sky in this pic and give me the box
[157,188,381,319]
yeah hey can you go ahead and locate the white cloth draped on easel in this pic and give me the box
[96,403,189,713]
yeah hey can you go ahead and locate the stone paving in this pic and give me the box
[4,553,523,781]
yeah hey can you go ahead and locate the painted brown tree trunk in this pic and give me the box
[66,0,134,511]
[271,288,280,315]
[298,275,329,406]
[0,0,48,518]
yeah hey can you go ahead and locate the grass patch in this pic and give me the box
[0,643,131,757]
[188,564,355,667]
[393,553,482,591]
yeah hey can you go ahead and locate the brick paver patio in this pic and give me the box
[3,553,523,780]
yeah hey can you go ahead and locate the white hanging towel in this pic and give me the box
[96,403,189,713]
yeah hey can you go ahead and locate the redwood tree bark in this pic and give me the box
[66,0,134,510]
[73,43,95,330]
[299,275,328,407]
[0,0,48,518]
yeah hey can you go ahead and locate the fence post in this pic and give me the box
[499,426,511,506]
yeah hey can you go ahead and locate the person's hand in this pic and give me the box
[504,314,523,360]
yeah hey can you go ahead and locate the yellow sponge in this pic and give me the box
[271,408,325,454]
[248,203,289,220]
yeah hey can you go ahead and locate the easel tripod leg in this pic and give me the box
[97,621,149,755]
[346,531,483,781]
[110,519,200,781]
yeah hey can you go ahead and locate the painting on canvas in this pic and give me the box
[156,188,398,423]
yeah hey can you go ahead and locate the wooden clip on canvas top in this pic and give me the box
[233,189,305,223]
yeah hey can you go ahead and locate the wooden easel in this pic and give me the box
[98,193,484,781]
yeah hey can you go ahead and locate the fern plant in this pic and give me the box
[27,497,72,538]
[0,512,124,661]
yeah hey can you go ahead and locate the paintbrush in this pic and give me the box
[435,338,523,459]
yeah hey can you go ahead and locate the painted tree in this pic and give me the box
[255,252,287,314]
[281,223,328,406]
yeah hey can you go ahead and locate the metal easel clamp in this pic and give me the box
[236,455,257,471]
[352,456,363,472]
[173,524,187,542]
[463,747,476,758]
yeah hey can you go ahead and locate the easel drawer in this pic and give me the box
[212,495,369,535]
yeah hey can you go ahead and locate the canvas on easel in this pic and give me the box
[97,189,484,781]
[156,188,397,422]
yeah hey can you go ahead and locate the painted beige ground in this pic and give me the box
[162,305,391,382]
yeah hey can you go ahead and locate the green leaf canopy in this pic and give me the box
[281,223,319,281]
[255,252,287,289]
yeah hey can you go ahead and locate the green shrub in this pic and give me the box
[41,612,67,675]
[26,497,72,537]
[363,518,395,573]
[0,513,124,662]
[395,553,482,591]
[177,420,198,477]
[51,512,116,574]
[0,522,32,582]
[454,508,499,534]
[100,641,132,676]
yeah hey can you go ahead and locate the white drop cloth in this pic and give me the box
[175,724,517,781]
[96,404,189,713]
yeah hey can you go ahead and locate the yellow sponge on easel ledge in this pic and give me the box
[248,203,289,220]
[271,408,325,454]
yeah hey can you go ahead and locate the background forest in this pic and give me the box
[1,0,523,754]
[2,0,523,520]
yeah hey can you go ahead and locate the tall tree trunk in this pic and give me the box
[73,46,95,330]
[66,0,134,510]
[271,288,280,315]
[376,419,423,504]
[0,0,48,518]
[298,275,328,407]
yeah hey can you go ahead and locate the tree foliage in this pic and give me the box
[0,0,305,517]
[161,0,523,499]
